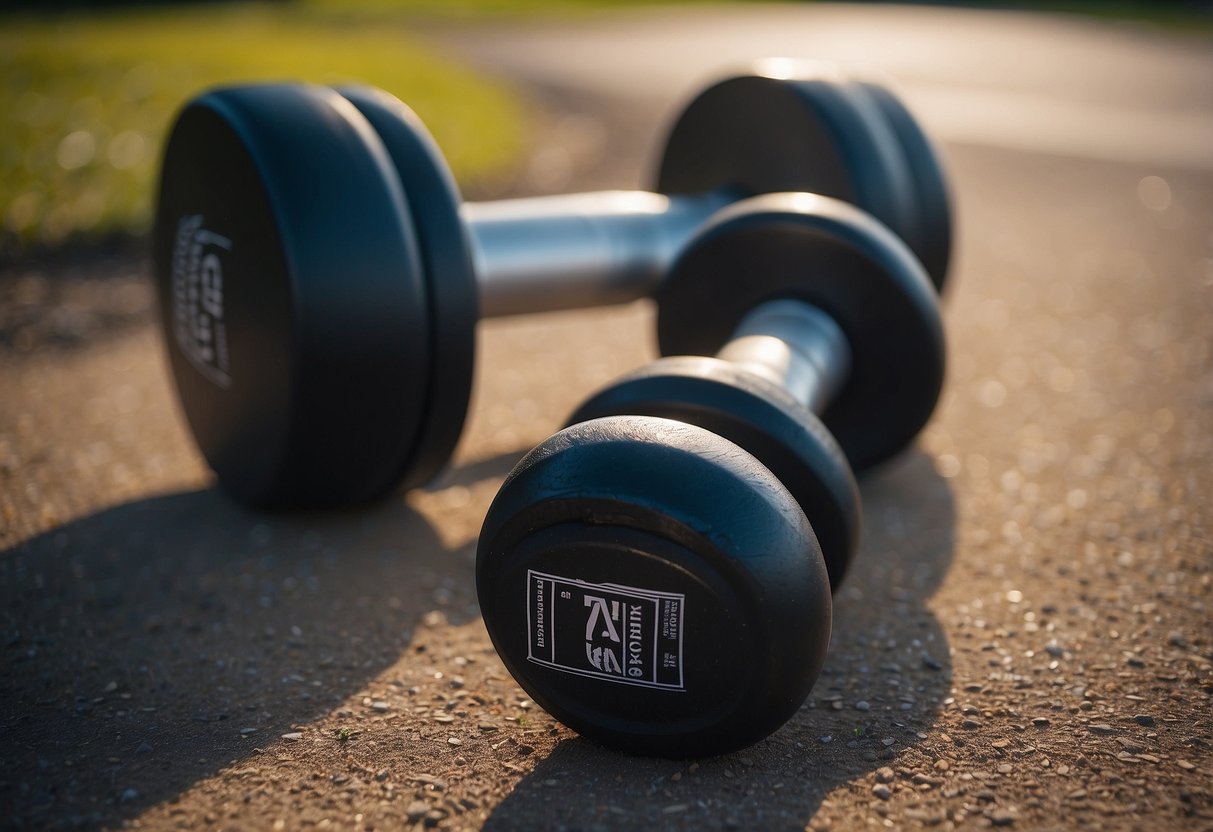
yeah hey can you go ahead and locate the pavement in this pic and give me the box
[2,3,1212,830]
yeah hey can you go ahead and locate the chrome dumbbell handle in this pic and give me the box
[716,299,853,416]
[464,190,731,317]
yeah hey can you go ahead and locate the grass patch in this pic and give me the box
[0,4,524,255]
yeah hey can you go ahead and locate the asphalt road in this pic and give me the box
[2,4,1212,830]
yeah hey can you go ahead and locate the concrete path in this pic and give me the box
[440,3,1213,171]
[2,5,1211,830]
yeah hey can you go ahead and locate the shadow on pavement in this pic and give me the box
[0,486,470,828]
[485,449,955,831]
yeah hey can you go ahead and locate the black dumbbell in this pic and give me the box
[153,66,950,507]
[476,193,945,756]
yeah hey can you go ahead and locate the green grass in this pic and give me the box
[0,4,525,255]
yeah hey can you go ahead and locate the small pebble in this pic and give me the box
[876,767,895,783]
[990,809,1016,826]
[1133,715,1155,727]
[872,784,892,800]
[281,732,302,741]
[961,719,981,730]
[1032,718,1050,728]
[1088,724,1115,736]
[855,700,871,712]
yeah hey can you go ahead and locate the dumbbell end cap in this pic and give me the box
[477,416,832,757]
[153,84,433,507]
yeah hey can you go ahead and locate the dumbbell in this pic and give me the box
[153,66,951,507]
[476,192,945,756]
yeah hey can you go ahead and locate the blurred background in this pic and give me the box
[1,0,1210,261]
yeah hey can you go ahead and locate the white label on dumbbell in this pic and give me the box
[526,570,685,691]
[172,215,232,389]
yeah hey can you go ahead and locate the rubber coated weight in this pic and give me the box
[858,81,953,286]
[153,85,430,506]
[656,193,945,471]
[477,416,832,758]
[657,70,951,291]
[569,356,860,589]
[336,86,479,491]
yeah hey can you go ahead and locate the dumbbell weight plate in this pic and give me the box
[477,415,832,757]
[337,86,479,491]
[569,356,861,589]
[153,85,431,506]
[656,69,951,291]
[656,193,945,472]
[856,81,953,287]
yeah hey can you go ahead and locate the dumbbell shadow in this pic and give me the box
[483,450,954,831]
[0,485,479,829]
